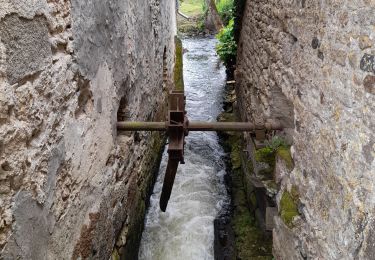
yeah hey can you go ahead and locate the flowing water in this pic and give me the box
[139,37,229,260]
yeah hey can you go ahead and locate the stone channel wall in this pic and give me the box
[0,0,176,259]
[235,0,375,259]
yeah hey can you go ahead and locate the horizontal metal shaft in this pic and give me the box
[117,121,283,132]
[117,122,167,131]
[187,122,258,131]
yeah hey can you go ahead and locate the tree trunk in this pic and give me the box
[204,0,223,33]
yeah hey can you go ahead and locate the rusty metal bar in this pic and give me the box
[117,122,166,131]
[190,121,283,131]
[117,121,283,132]
[188,122,256,131]
[160,159,179,212]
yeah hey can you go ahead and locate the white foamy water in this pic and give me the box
[138,37,229,260]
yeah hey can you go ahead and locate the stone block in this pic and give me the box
[265,207,277,231]
[360,54,375,73]
[359,35,373,50]
[0,15,51,84]
[363,75,375,95]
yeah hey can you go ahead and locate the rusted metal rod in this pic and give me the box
[117,122,166,131]
[117,121,283,132]
[187,121,283,131]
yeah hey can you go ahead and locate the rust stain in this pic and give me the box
[72,212,100,260]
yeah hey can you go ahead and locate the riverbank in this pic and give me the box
[177,0,206,36]
[215,82,273,259]
[177,0,226,36]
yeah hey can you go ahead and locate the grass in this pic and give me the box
[179,0,205,17]
[216,0,234,11]
[178,0,205,35]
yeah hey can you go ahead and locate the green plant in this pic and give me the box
[266,136,288,151]
[255,136,288,165]
[216,18,237,67]
[255,136,292,177]
[216,0,234,25]
[202,0,208,13]
[255,147,275,165]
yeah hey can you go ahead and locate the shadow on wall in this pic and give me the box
[269,83,295,143]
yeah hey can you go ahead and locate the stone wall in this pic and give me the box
[0,0,176,259]
[235,0,375,259]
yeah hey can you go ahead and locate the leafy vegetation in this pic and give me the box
[255,136,289,167]
[215,0,236,67]
[255,136,293,178]
[265,136,288,151]
[255,147,276,168]
[216,0,234,25]
[216,18,237,67]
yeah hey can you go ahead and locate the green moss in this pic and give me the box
[233,212,253,236]
[111,249,120,260]
[217,111,237,122]
[231,151,241,169]
[280,188,300,228]
[254,140,294,178]
[174,36,184,91]
[216,101,272,258]
[230,143,241,170]
[255,147,276,167]
[276,147,294,170]
[249,192,257,207]
[244,159,253,175]
[225,133,242,170]
[231,168,273,259]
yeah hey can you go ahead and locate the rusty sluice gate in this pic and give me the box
[117,90,284,212]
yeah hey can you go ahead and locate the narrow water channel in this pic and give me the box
[138,37,229,260]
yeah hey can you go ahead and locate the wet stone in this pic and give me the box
[360,54,375,73]
[318,51,324,61]
[311,38,320,49]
